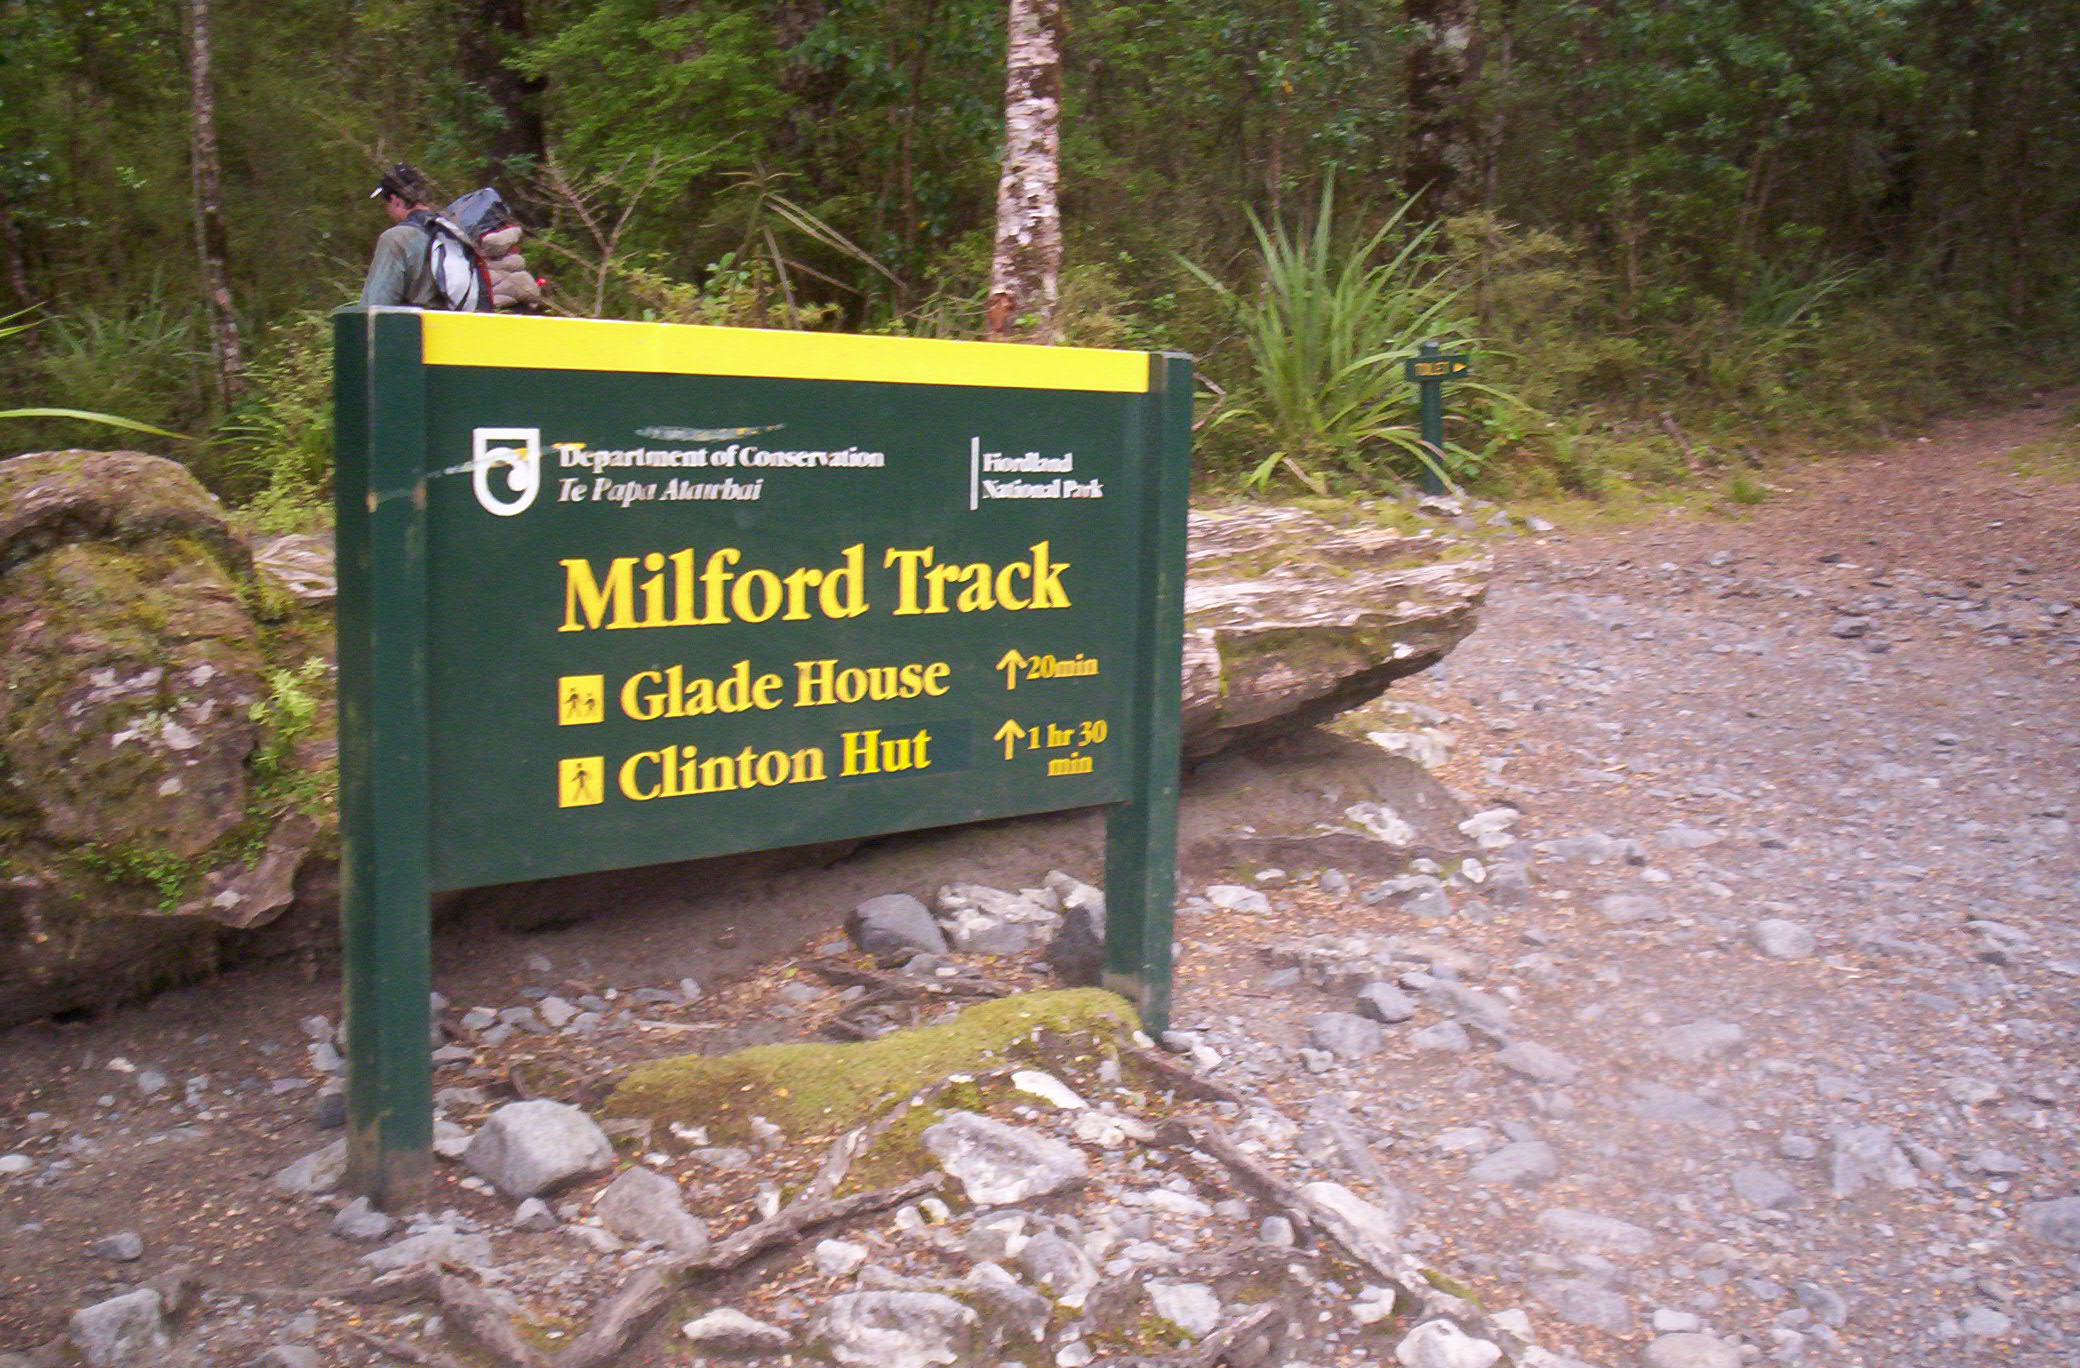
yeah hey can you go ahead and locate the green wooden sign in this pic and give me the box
[1402,352,1470,381]
[333,309,1191,1204]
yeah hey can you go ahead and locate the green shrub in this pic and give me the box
[1727,472,1768,504]
[213,311,335,531]
[1,292,208,453]
[1183,183,1508,493]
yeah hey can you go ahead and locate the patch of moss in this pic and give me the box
[2009,434,2080,481]
[71,842,196,914]
[1088,1312,1191,1354]
[246,657,335,818]
[1218,622,1464,695]
[1287,495,1363,522]
[1726,471,1769,505]
[512,1312,580,1351]
[1420,1267,1483,1305]
[606,988,1139,1144]
[839,1075,1005,1194]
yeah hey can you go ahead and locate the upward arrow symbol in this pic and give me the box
[996,649,1027,690]
[993,719,1028,759]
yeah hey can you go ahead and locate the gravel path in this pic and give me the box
[3,402,2073,1368]
[1169,399,2080,1366]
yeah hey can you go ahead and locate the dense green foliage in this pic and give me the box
[2,0,2073,506]
[1183,184,1475,491]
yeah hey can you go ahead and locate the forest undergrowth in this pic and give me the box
[5,198,2070,542]
[6,0,2076,534]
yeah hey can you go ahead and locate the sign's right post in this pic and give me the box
[1101,353,1194,1037]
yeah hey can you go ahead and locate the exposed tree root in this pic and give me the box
[1174,1118,1537,1365]
[436,1272,549,1368]
[344,1327,471,1367]
[548,1172,944,1368]
[1127,1044,1261,1109]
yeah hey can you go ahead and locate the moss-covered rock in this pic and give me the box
[0,451,336,1025]
[0,448,252,580]
[1,539,262,856]
[1182,504,1487,759]
[607,988,1140,1143]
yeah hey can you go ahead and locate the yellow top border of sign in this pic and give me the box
[419,312,1150,394]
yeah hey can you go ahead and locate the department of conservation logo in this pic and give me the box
[472,427,541,516]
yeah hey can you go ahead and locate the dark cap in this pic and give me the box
[370,161,432,204]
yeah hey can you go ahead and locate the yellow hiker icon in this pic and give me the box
[557,674,605,725]
[558,756,604,807]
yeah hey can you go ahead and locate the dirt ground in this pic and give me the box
[2,393,2076,1365]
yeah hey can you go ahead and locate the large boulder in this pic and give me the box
[0,451,336,1026]
[1182,504,1487,759]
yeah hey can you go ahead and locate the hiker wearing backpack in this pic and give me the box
[361,162,491,311]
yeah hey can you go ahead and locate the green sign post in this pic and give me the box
[1403,339,1470,495]
[333,309,1191,1205]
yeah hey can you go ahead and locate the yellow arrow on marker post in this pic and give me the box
[993,719,1028,759]
[996,649,1027,690]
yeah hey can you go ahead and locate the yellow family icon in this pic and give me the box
[557,674,605,725]
[558,756,604,807]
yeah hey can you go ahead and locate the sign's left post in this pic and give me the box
[332,307,436,1207]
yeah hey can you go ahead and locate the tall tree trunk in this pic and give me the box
[988,0,1063,342]
[1481,0,1515,211]
[896,0,942,262]
[1403,0,1480,215]
[0,209,31,306]
[455,0,547,196]
[184,0,243,405]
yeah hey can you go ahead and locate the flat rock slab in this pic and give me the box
[1147,1281,1223,1338]
[848,893,947,962]
[1730,1165,1805,1211]
[1826,1125,1918,1197]
[1598,894,1667,924]
[360,1226,492,1274]
[681,1308,794,1353]
[1182,504,1487,759]
[1396,1318,1504,1368]
[811,1291,981,1368]
[67,1288,168,1368]
[1470,1140,1560,1187]
[272,1140,347,1196]
[923,1111,1086,1205]
[1357,981,1419,1022]
[1497,1040,1580,1085]
[1751,918,1817,959]
[1309,1011,1386,1059]
[1298,1179,1412,1254]
[464,1099,615,1198]
[1652,1019,1745,1063]
[596,1164,711,1254]
[1531,1278,1633,1334]
[1536,1207,1658,1256]
[1643,1332,1744,1368]
[1628,1084,1737,1135]
[2021,1196,2080,1248]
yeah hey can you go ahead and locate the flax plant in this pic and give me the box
[1185,184,1477,492]
[0,310,186,438]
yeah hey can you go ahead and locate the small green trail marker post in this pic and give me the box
[1404,339,1470,496]
[333,309,1192,1207]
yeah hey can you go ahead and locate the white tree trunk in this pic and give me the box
[988,0,1063,342]
[184,0,244,402]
